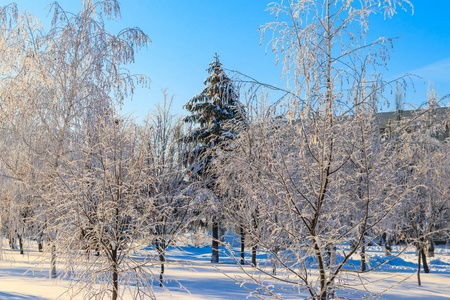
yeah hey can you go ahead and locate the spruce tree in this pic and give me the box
[183,54,242,263]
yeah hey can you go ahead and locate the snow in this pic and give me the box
[0,237,449,299]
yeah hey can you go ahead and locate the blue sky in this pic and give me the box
[15,0,450,118]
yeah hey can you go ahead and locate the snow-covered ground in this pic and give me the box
[0,237,449,299]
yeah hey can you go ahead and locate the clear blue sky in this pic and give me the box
[15,0,450,119]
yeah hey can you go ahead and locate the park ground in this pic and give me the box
[0,235,449,299]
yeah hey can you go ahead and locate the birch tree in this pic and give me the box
[0,2,45,259]
[145,91,192,287]
[215,0,414,299]
[0,0,150,278]
[391,106,450,286]
[39,113,160,300]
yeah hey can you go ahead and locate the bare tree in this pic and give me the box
[37,112,160,300]
[0,0,150,278]
[390,106,450,286]
[214,0,415,299]
[144,90,192,287]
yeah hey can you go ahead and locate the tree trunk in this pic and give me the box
[272,247,278,275]
[420,247,429,273]
[219,226,226,243]
[360,241,366,272]
[9,234,15,250]
[384,238,392,256]
[240,225,245,265]
[157,239,166,287]
[314,238,327,300]
[18,234,24,255]
[37,235,43,252]
[211,218,219,263]
[251,209,259,266]
[50,244,57,278]
[194,228,200,248]
[417,247,421,286]
[427,239,435,258]
[330,245,336,270]
[324,244,337,298]
[112,248,118,300]
[252,245,257,266]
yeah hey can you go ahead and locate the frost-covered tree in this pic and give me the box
[183,54,243,263]
[390,106,450,286]
[184,54,242,176]
[0,0,150,278]
[144,91,192,286]
[0,2,47,259]
[39,113,159,300]
[214,0,414,298]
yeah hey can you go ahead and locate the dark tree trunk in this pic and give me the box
[211,218,219,263]
[37,237,43,252]
[417,247,422,286]
[420,247,429,273]
[314,239,327,300]
[112,248,118,300]
[18,234,24,255]
[251,209,259,266]
[240,225,245,265]
[360,236,366,272]
[427,239,435,258]
[37,225,45,253]
[252,245,257,266]
[156,239,166,287]
[272,248,279,275]
[9,234,15,250]
[160,255,165,287]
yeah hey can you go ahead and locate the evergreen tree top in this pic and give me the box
[182,54,244,179]
[183,54,242,146]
